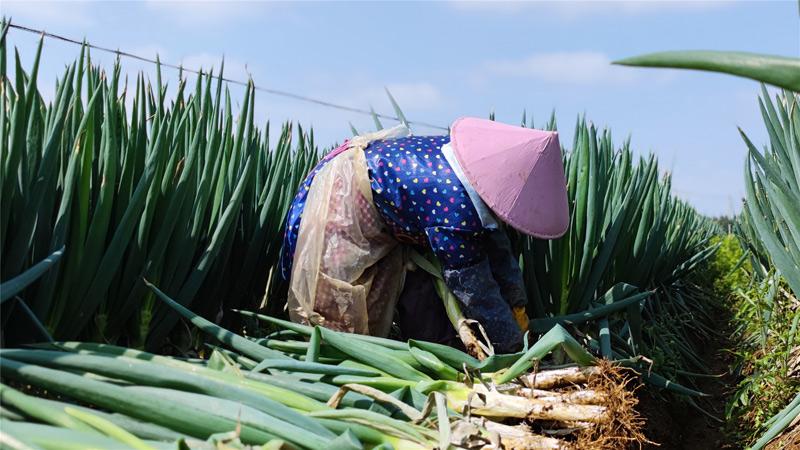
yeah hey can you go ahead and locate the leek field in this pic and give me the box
[1,19,798,450]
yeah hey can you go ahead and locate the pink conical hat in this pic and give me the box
[450,117,569,238]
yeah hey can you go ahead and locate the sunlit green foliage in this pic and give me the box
[506,117,719,392]
[726,276,800,446]
[620,47,800,447]
[0,28,320,348]
[704,234,751,299]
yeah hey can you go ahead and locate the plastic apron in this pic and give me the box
[287,126,410,337]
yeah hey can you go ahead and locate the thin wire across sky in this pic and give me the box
[4,21,449,132]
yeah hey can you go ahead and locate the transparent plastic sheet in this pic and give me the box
[288,127,409,336]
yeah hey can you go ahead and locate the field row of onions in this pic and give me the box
[618,51,800,447]
[722,88,800,448]
[1,19,798,449]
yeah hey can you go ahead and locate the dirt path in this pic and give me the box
[639,305,739,449]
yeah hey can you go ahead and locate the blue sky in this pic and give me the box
[3,1,799,216]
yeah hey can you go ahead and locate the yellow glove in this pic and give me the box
[512,306,529,332]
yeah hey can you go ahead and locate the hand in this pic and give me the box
[512,306,529,332]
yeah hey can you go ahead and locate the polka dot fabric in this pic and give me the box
[281,136,487,280]
[364,136,486,268]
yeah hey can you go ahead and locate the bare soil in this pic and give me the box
[638,307,739,449]
[765,424,800,450]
